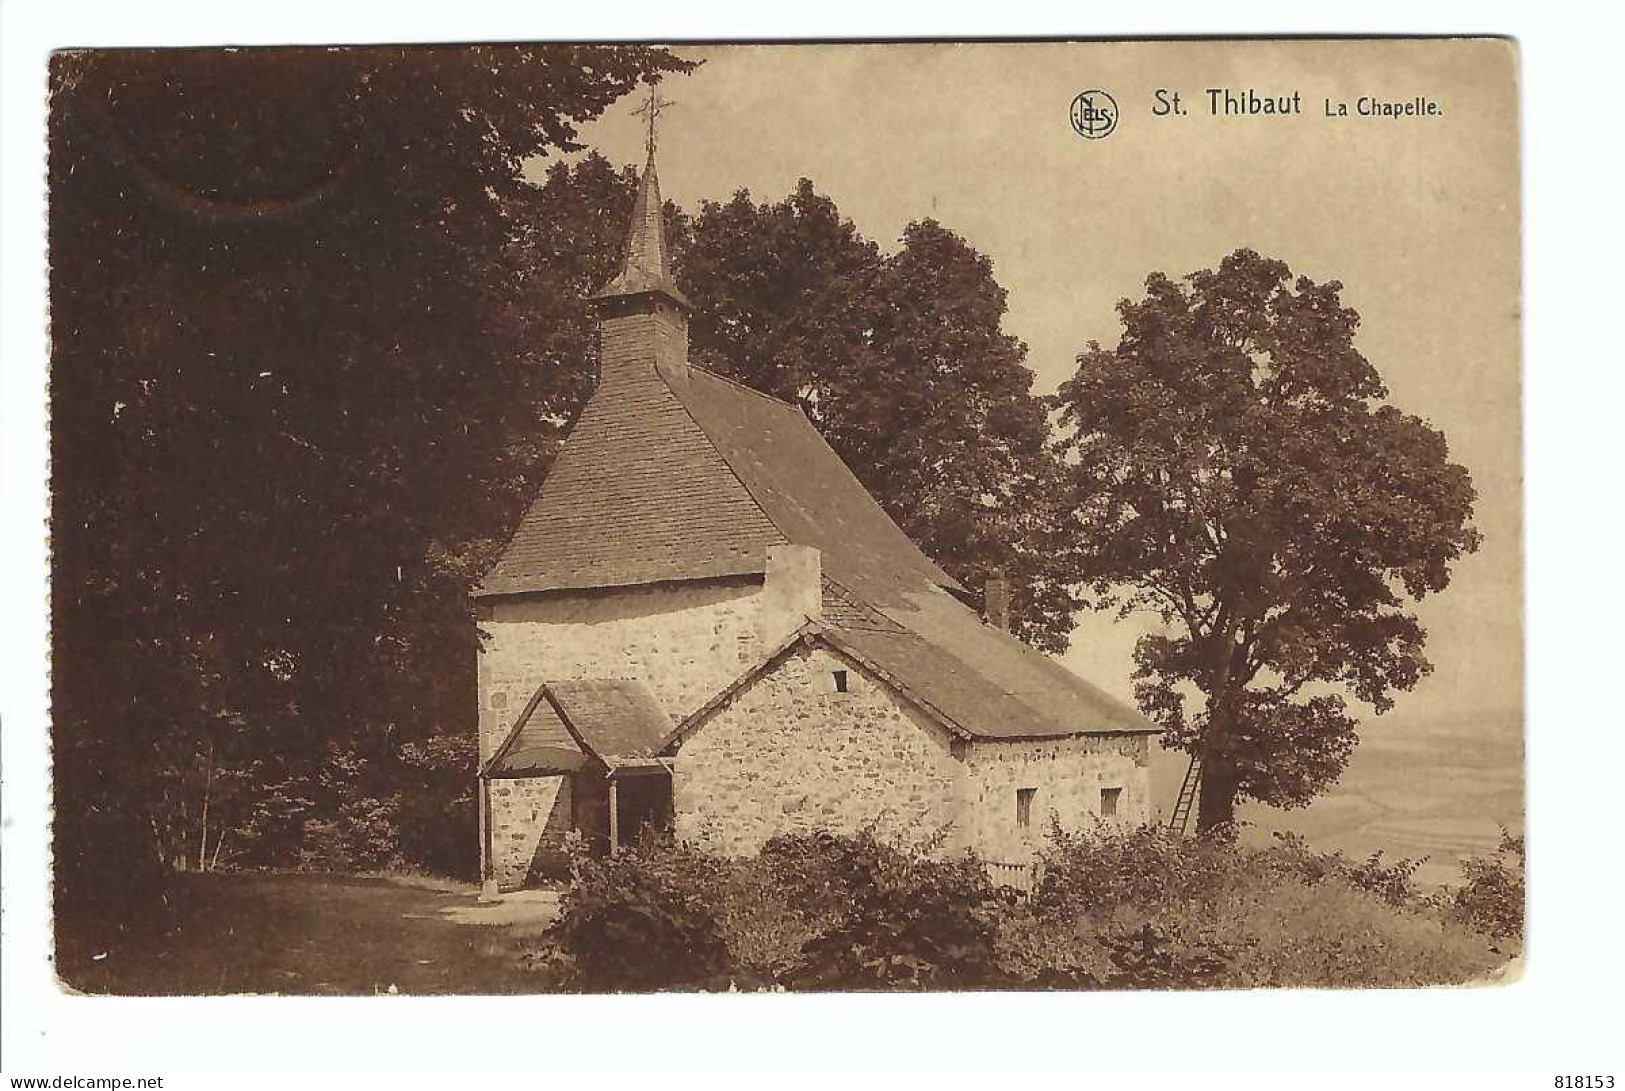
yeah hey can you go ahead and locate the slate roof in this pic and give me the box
[548,680,672,761]
[476,365,960,598]
[845,582,1156,737]
[476,369,783,594]
[593,151,689,307]
[476,362,1152,738]
[821,619,1153,738]
[678,369,963,597]
[665,617,1154,749]
[483,679,674,778]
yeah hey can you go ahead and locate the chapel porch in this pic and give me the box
[477,679,676,894]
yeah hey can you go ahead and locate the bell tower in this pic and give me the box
[592,86,689,386]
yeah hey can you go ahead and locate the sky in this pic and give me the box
[559,40,1522,731]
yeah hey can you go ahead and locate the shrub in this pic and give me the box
[1192,879,1503,987]
[762,831,1007,990]
[394,736,477,880]
[525,844,575,887]
[292,819,348,872]
[1256,831,1429,908]
[1343,851,1428,908]
[713,855,832,983]
[1012,823,1504,989]
[533,822,1513,992]
[336,795,401,870]
[1099,920,1229,989]
[1033,820,1237,916]
[551,828,731,991]
[290,796,402,872]
[993,907,1109,988]
[1453,828,1525,941]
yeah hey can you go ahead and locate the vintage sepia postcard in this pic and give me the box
[46,37,1521,995]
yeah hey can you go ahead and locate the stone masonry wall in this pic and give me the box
[476,577,769,763]
[965,734,1151,863]
[672,645,964,856]
[476,554,822,885]
[489,775,568,890]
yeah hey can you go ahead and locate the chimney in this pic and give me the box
[983,570,1011,632]
[758,544,822,648]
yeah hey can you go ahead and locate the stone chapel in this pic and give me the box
[472,144,1158,893]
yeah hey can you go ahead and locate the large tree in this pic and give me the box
[1052,250,1481,831]
[49,46,690,917]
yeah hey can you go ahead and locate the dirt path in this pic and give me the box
[57,873,562,995]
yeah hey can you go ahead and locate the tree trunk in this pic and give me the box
[197,740,215,872]
[1195,623,1246,834]
[1196,750,1238,832]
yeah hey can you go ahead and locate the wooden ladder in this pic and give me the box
[1168,754,1202,835]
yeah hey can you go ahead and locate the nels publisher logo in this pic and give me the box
[1069,89,1118,140]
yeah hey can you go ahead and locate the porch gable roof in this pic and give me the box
[482,678,674,778]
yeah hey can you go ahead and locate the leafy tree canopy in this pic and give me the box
[1052,249,1481,830]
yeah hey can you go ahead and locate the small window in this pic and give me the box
[832,669,849,693]
[1016,787,1037,828]
[1100,787,1122,818]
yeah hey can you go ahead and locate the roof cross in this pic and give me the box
[632,85,675,160]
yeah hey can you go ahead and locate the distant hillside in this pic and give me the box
[1147,708,1523,886]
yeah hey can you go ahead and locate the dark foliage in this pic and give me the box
[1033,819,1238,916]
[551,829,732,990]
[1453,828,1525,941]
[49,45,692,921]
[393,735,479,879]
[528,826,1508,992]
[1099,922,1228,989]
[1016,823,1501,989]
[760,831,1008,990]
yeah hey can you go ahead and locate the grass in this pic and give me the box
[55,872,557,996]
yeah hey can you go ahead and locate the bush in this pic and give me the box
[712,854,832,983]
[760,831,1007,990]
[1453,828,1525,941]
[394,736,477,880]
[1254,831,1429,909]
[551,828,732,991]
[1034,820,1236,915]
[1012,823,1505,989]
[532,823,1513,992]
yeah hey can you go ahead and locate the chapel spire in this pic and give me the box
[591,86,690,387]
[594,86,689,309]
